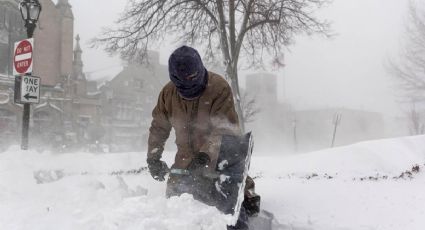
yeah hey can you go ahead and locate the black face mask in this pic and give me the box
[168,46,208,99]
[170,69,208,100]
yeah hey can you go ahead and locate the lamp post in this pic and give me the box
[18,0,41,150]
[19,0,42,38]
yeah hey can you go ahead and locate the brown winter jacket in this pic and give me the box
[147,71,241,170]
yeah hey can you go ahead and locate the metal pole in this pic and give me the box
[292,118,297,153]
[20,22,35,150]
[26,23,35,38]
[331,122,338,148]
[21,101,30,150]
[331,113,342,148]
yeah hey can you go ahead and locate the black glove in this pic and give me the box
[147,158,169,181]
[188,152,212,178]
[188,152,210,170]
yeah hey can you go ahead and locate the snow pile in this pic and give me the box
[1,135,425,230]
[251,135,425,230]
[0,147,228,230]
[251,135,425,179]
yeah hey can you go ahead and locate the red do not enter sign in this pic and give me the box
[13,38,34,75]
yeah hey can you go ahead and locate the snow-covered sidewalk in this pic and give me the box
[1,135,425,230]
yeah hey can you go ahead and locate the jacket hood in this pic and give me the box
[168,46,208,99]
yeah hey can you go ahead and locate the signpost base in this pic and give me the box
[21,103,30,150]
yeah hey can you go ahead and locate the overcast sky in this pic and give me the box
[67,0,410,116]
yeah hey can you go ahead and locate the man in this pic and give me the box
[146,46,259,229]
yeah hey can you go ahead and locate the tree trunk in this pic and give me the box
[226,64,245,133]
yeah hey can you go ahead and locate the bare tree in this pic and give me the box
[408,102,425,135]
[93,0,331,132]
[387,1,425,133]
[388,1,425,102]
[240,91,260,123]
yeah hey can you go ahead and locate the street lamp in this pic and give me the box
[19,0,42,38]
[17,0,41,150]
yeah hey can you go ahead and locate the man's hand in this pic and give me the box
[188,152,212,178]
[147,158,169,181]
[189,152,210,169]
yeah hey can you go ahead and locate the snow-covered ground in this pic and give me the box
[1,135,425,230]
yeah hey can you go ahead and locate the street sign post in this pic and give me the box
[13,38,34,76]
[16,0,42,151]
[20,75,40,104]
[12,38,38,150]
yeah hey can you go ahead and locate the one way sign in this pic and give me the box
[20,75,40,104]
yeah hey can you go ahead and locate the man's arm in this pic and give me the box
[200,83,241,167]
[147,88,172,161]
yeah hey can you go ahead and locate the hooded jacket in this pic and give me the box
[147,71,240,170]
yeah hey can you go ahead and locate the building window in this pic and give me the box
[116,102,134,120]
[78,116,91,127]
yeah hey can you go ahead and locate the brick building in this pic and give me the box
[99,52,168,152]
[0,0,24,149]
[0,0,100,151]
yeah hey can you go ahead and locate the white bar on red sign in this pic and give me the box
[15,53,32,62]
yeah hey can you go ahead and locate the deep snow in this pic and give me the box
[1,135,425,230]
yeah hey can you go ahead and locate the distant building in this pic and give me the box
[245,72,288,152]
[0,0,176,152]
[61,35,102,149]
[99,52,168,152]
[0,0,100,151]
[0,0,26,148]
[244,71,387,153]
[0,0,75,149]
[32,0,74,86]
[0,0,26,75]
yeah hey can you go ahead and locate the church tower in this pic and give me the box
[57,0,74,78]
[72,35,84,79]
[71,35,87,96]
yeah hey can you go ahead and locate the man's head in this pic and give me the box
[168,46,208,99]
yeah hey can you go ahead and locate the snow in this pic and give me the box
[1,135,425,230]
[251,135,425,230]
[218,160,228,170]
[0,148,229,230]
[35,102,64,113]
